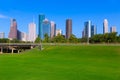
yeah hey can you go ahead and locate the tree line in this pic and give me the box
[35,34,79,43]
[80,32,120,43]
[35,32,120,43]
[0,32,120,43]
[0,38,26,43]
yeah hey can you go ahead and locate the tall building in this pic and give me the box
[82,30,85,38]
[84,20,91,38]
[103,19,108,34]
[38,14,45,38]
[91,25,97,37]
[41,19,51,39]
[0,32,5,39]
[56,29,62,36]
[21,32,27,42]
[8,19,17,40]
[17,30,22,40]
[17,31,27,42]
[110,26,116,33]
[66,19,72,39]
[50,21,56,39]
[28,22,36,42]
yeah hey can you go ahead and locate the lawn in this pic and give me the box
[0,45,120,80]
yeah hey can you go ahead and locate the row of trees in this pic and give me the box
[81,32,120,43]
[35,34,79,43]
[0,38,26,43]
[0,32,120,43]
[35,32,120,43]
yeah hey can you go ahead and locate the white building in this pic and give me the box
[56,29,62,36]
[50,21,56,38]
[28,22,36,42]
[21,32,27,42]
[0,32,5,38]
[110,26,116,33]
[103,19,108,34]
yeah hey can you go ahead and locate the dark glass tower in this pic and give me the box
[66,19,72,39]
[84,21,91,38]
[91,25,97,37]
[38,14,45,38]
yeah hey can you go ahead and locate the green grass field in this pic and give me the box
[0,45,120,80]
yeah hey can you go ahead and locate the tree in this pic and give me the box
[53,34,66,43]
[0,38,9,43]
[80,37,87,43]
[69,34,78,43]
[90,32,118,43]
[109,32,117,43]
[10,39,20,43]
[117,35,120,43]
[35,37,41,43]
[91,34,104,43]
[43,33,50,43]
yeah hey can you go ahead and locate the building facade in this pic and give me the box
[91,25,97,37]
[8,19,18,40]
[38,14,45,38]
[21,32,27,42]
[110,26,116,33]
[0,32,5,39]
[50,21,56,39]
[56,29,62,36]
[28,22,36,42]
[103,19,108,34]
[17,30,22,40]
[82,30,85,38]
[66,19,72,39]
[41,19,51,40]
[84,20,91,38]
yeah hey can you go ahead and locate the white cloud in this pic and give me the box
[0,14,9,19]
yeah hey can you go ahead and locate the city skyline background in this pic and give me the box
[0,0,120,38]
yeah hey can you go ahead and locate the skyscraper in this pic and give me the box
[21,32,27,42]
[110,26,116,33]
[28,22,36,42]
[50,21,56,39]
[91,25,97,37]
[82,30,85,38]
[38,14,45,38]
[66,19,72,39]
[84,20,91,38]
[0,32,5,39]
[41,19,51,39]
[8,19,17,40]
[103,19,108,34]
[17,30,22,40]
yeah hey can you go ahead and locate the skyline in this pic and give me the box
[0,0,120,38]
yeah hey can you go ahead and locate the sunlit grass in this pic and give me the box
[0,45,120,80]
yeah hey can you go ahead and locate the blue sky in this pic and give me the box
[0,0,120,38]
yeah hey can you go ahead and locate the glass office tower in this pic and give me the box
[91,25,97,37]
[41,19,51,39]
[38,14,45,38]
[84,20,91,38]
